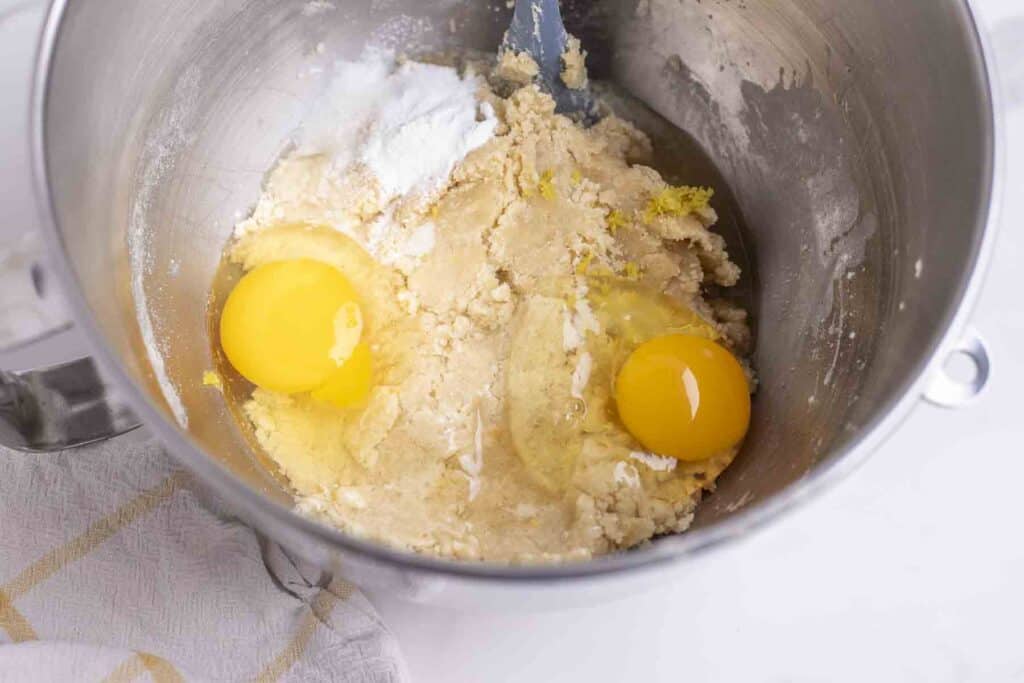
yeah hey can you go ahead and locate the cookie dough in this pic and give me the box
[496,50,540,85]
[497,36,588,90]
[224,58,751,563]
[560,36,588,90]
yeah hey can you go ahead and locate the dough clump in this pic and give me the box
[227,57,750,562]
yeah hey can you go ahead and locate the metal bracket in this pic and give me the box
[0,356,140,451]
[922,326,991,408]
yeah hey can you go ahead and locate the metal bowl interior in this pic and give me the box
[35,0,996,590]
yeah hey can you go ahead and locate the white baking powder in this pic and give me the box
[296,53,497,201]
[570,351,592,399]
[629,450,678,472]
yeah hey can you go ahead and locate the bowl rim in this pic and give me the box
[30,0,1003,583]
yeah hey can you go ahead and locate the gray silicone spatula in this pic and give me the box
[502,0,598,121]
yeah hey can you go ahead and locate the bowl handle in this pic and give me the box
[922,326,991,409]
[0,236,141,452]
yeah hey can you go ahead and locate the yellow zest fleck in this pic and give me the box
[202,370,223,390]
[642,186,714,224]
[538,170,557,201]
[623,261,643,281]
[566,291,578,308]
[606,209,628,235]
[575,251,594,275]
[430,204,440,220]
[590,276,612,296]
[570,169,583,185]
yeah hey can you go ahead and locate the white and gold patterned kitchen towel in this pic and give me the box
[0,435,408,682]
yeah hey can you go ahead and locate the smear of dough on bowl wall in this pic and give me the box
[207,43,755,564]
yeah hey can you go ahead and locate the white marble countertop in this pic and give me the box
[3,1,1022,680]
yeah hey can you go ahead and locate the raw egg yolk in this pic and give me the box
[219,259,366,396]
[615,334,750,461]
[310,341,373,408]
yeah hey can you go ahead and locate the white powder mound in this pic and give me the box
[561,282,601,351]
[629,450,678,472]
[295,53,498,201]
[570,351,592,399]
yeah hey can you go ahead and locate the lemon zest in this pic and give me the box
[606,209,629,235]
[642,186,714,224]
[575,251,594,275]
[587,273,613,296]
[538,170,557,200]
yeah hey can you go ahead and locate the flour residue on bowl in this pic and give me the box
[128,66,202,427]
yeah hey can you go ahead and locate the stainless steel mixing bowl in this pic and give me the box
[21,0,999,606]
